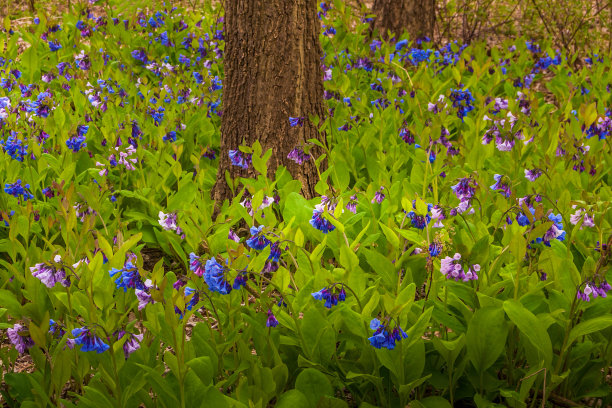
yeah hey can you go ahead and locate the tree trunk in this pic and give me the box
[214,0,325,204]
[371,0,436,41]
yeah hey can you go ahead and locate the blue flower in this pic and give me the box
[66,135,87,152]
[233,274,247,290]
[163,131,177,142]
[71,327,110,353]
[203,257,232,295]
[368,319,407,350]
[246,226,270,250]
[289,117,305,127]
[4,180,34,201]
[310,204,335,233]
[395,39,409,51]
[109,262,145,291]
[48,40,62,51]
[312,288,337,308]
[1,133,28,161]
[228,150,252,169]
[193,72,203,84]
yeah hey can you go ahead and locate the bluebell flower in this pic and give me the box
[203,257,232,295]
[1,133,28,161]
[266,310,279,328]
[490,174,511,198]
[7,324,34,354]
[246,225,270,250]
[109,262,145,291]
[228,150,252,169]
[289,117,305,127]
[368,319,407,350]
[407,211,430,230]
[184,287,199,311]
[233,274,247,290]
[48,40,62,51]
[71,327,110,353]
[76,125,89,137]
[449,88,475,120]
[312,285,347,308]
[395,39,408,51]
[193,72,203,84]
[4,180,34,201]
[163,131,177,142]
[66,135,87,152]
[310,204,335,233]
[131,49,148,63]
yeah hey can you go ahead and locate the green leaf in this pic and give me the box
[466,307,508,372]
[276,390,310,408]
[567,315,612,347]
[503,300,552,367]
[187,356,214,386]
[363,248,397,290]
[295,368,333,407]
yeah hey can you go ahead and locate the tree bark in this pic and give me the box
[371,0,436,41]
[214,0,325,204]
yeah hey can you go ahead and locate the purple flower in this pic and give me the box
[229,150,252,169]
[135,287,153,310]
[451,177,477,201]
[490,174,511,198]
[266,310,279,328]
[440,253,479,282]
[524,168,542,181]
[31,255,70,288]
[287,147,311,165]
[371,187,385,204]
[346,195,358,214]
[570,208,595,228]
[117,330,143,359]
[7,324,35,354]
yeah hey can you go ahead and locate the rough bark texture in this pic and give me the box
[371,0,436,41]
[214,0,325,203]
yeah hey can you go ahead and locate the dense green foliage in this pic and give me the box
[0,1,610,407]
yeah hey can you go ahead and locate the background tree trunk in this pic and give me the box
[371,0,436,41]
[214,0,325,203]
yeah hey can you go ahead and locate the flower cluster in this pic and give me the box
[110,262,146,291]
[490,174,512,198]
[7,324,35,354]
[228,149,252,169]
[577,280,611,301]
[449,88,475,119]
[190,255,232,295]
[30,255,71,288]
[570,206,595,228]
[158,211,184,238]
[71,327,109,353]
[368,318,408,350]
[310,203,336,233]
[440,253,480,282]
[312,285,346,308]
[4,180,34,202]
